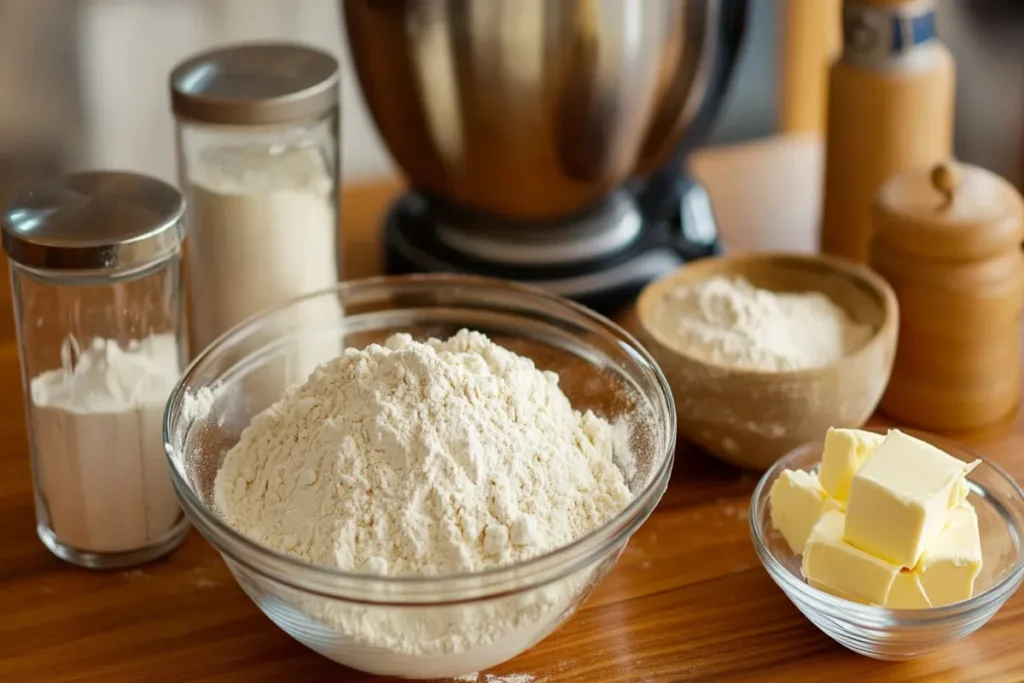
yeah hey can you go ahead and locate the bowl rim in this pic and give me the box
[635,251,899,377]
[164,273,677,596]
[749,427,1024,623]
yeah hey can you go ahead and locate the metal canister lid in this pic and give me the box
[170,43,339,125]
[1,171,185,273]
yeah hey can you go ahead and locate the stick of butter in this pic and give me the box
[844,430,980,568]
[916,504,983,607]
[769,470,828,554]
[817,427,886,501]
[802,508,901,605]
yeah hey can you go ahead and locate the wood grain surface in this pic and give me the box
[3,170,1024,683]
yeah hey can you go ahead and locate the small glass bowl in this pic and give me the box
[163,275,676,679]
[749,429,1024,661]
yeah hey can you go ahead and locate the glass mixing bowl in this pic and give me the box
[163,275,676,679]
[750,429,1024,661]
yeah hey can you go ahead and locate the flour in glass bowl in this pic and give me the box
[211,330,637,677]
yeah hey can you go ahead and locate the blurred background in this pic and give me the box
[0,0,1021,209]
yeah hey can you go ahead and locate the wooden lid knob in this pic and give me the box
[872,160,1024,261]
[929,162,960,208]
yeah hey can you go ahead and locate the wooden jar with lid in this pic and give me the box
[871,161,1024,431]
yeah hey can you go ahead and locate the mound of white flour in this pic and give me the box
[651,275,873,371]
[214,329,633,577]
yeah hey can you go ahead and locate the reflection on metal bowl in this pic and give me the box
[345,0,740,222]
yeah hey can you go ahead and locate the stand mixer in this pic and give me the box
[345,0,749,313]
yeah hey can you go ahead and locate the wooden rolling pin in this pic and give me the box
[819,0,955,264]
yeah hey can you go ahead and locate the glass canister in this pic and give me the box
[870,160,1024,431]
[1,171,190,568]
[170,43,342,368]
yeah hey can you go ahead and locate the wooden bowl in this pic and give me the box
[634,253,899,470]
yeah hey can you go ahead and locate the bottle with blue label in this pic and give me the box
[819,0,955,264]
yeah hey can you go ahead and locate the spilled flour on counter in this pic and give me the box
[213,329,638,676]
[650,275,873,371]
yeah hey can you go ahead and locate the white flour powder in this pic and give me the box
[215,329,631,573]
[213,330,634,676]
[650,276,873,371]
[185,143,341,381]
[31,334,182,553]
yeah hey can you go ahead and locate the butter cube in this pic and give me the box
[802,508,901,605]
[844,430,979,568]
[769,469,828,554]
[808,579,870,605]
[822,497,845,514]
[818,427,886,501]
[886,570,932,609]
[916,504,983,607]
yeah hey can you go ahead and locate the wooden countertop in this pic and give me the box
[3,138,1024,683]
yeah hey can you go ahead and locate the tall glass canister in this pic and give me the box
[170,42,342,385]
[1,171,189,569]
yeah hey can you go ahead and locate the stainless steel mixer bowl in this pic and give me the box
[345,0,746,222]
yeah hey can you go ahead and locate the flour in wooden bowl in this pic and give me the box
[648,275,873,371]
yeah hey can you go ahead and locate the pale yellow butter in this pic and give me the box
[886,570,932,609]
[769,469,828,554]
[808,578,870,605]
[818,427,886,501]
[822,497,845,514]
[801,508,901,605]
[916,504,983,607]
[956,477,972,507]
[844,430,979,568]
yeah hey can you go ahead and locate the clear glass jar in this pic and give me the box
[1,171,189,569]
[171,43,342,361]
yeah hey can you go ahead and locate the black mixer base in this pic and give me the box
[381,187,721,315]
